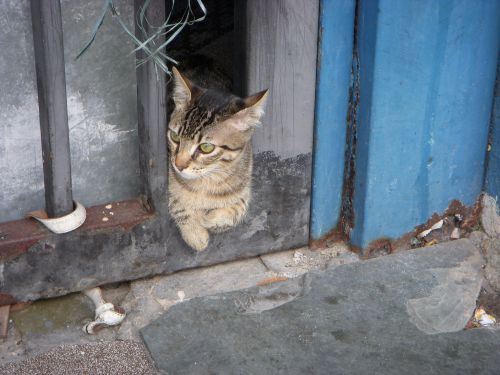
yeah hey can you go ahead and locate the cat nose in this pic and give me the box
[175,158,190,171]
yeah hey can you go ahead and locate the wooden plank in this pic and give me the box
[30,0,73,218]
[134,0,168,216]
[239,0,319,158]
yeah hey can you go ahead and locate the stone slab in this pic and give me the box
[141,239,499,375]
[0,247,347,366]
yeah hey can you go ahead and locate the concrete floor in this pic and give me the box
[141,239,500,375]
[0,243,356,373]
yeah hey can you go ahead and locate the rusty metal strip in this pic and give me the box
[0,305,10,338]
[0,199,153,263]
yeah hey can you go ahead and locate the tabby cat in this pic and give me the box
[167,67,268,251]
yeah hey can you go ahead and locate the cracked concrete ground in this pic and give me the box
[0,242,356,372]
[141,239,500,375]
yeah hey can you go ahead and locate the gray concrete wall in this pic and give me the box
[61,0,140,208]
[0,0,140,223]
[0,0,44,223]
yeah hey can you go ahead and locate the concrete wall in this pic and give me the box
[62,0,140,209]
[0,0,140,223]
[0,0,44,223]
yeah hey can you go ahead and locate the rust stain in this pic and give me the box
[309,223,346,251]
[312,6,361,251]
[257,276,289,286]
[0,305,9,337]
[0,293,18,307]
[360,195,482,258]
[9,302,32,312]
[0,198,154,263]
[0,218,47,262]
[338,0,361,242]
[81,198,153,232]
[360,238,394,259]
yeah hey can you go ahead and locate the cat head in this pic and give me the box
[167,67,268,180]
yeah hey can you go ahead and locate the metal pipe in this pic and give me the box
[30,0,73,218]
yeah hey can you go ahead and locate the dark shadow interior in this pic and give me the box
[167,0,235,91]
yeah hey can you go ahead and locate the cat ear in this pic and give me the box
[230,89,269,131]
[171,67,199,109]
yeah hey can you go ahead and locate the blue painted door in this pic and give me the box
[312,0,500,250]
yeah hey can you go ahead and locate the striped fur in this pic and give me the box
[167,67,267,251]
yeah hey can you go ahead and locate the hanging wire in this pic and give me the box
[75,0,207,76]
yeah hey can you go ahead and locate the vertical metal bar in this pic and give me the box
[134,0,168,216]
[30,0,73,218]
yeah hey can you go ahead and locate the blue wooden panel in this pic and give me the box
[351,0,500,248]
[311,0,356,240]
[485,62,500,199]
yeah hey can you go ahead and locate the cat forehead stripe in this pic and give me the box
[179,108,217,138]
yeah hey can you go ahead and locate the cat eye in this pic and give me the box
[170,131,180,143]
[199,143,215,154]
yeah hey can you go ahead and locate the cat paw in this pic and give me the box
[202,208,238,231]
[181,225,210,251]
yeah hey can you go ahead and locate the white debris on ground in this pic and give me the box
[260,242,358,279]
[450,227,460,239]
[176,291,185,302]
[418,219,444,238]
[468,306,497,328]
[476,307,496,326]
[293,251,307,264]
